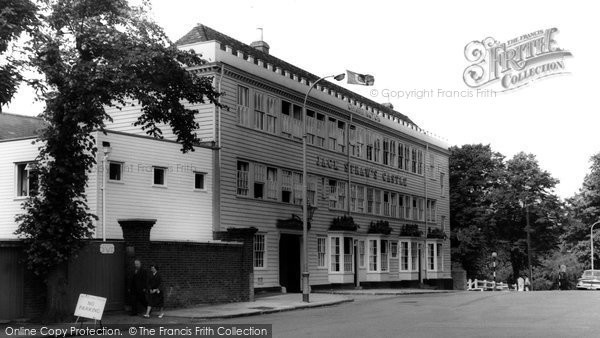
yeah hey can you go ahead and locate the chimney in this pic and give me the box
[250,27,270,54]
[382,102,394,110]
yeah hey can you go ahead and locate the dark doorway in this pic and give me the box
[279,234,301,293]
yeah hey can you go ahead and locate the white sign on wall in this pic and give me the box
[99,243,115,254]
[74,294,107,321]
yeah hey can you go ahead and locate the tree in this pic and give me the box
[12,0,221,321]
[0,0,38,110]
[491,152,564,281]
[449,144,504,277]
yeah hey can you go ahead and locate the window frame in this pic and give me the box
[152,166,167,187]
[253,233,267,269]
[317,236,327,269]
[194,171,207,191]
[108,161,123,182]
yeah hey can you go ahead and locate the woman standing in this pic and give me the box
[144,265,165,318]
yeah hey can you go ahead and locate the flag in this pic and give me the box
[346,70,375,86]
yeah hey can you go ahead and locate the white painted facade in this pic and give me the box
[0,131,214,242]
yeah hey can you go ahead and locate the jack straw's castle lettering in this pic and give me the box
[463,28,572,91]
[316,156,408,186]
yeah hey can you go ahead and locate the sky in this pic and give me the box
[4,0,598,199]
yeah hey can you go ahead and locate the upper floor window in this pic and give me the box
[153,167,166,186]
[237,85,250,126]
[15,162,37,197]
[109,161,122,181]
[194,172,206,190]
[237,161,249,196]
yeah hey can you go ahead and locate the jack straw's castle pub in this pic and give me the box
[169,24,451,291]
[0,24,451,296]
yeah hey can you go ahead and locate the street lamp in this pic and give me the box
[590,221,600,270]
[102,141,111,242]
[301,73,345,303]
[491,251,497,291]
[519,200,533,291]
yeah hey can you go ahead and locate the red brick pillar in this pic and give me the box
[214,227,257,301]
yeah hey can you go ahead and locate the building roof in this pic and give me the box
[0,113,45,140]
[176,24,416,126]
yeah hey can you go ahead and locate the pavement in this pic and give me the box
[315,288,456,296]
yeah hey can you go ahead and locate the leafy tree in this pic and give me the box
[0,0,38,110]
[491,152,564,282]
[449,144,504,277]
[12,0,220,321]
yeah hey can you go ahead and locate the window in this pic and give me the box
[153,167,166,186]
[293,172,303,205]
[254,234,265,268]
[381,240,389,272]
[358,240,365,268]
[427,243,436,271]
[237,85,250,126]
[418,198,425,221]
[109,162,122,181]
[237,161,249,196]
[254,91,266,131]
[400,241,410,271]
[412,197,419,221]
[411,242,419,272]
[366,188,374,214]
[327,179,338,209]
[356,186,365,213]
[374,189,382,215]
[391,242,398,258]
[317,237,327,268]
[427,199,437,222]
[266,96,278,134]
[383,191,390,217]
[331,237,341,272]
[440,171,446,197]
[344,237,354,272]
[254,163,266,199]
[266,167,277,200]
[417,149,424,175]
[390,140,397,167]
[398,194,405,219]
[374,138,381,163]
[411,148,417,173]
[390,193,397,218]
[350,184,357,212]
[366,144,373,161]
[307,175,317,206]
[441,216,447,232]
[281,170,292,203]
[194,172,205,190]
[369,239,378,272]
[404,146,411,171]
[404,195,412,220]
[429,153,435,179]
[281,100,292,137]
[437,243,443,271]
[383,139,389,165]
[15,163,37,197]
[398,143,405,170]
[337,181,347,210]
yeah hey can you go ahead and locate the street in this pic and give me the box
[204,291,599,337]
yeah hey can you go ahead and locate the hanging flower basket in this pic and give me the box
[400,224,422,237]
[329,215,359,231]
[368,220,392,235]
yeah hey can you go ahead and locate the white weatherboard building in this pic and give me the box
[0,23,451,292]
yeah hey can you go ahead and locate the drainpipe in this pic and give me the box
[213,64,225,232]
[422,143,429,284]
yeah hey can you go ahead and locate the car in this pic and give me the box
[576,270,600,290]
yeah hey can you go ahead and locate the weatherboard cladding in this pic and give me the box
[175,24,416,126]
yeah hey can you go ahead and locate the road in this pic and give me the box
[204,291,599,337]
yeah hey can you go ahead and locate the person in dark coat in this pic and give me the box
[129,259,148,316]
[144,265,165,318]
[558,264,568,290]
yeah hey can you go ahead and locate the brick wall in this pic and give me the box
[119,219,256,307]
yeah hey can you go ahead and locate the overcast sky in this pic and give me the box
[5,0,598,199]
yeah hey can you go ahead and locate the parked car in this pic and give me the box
[576,270,600,290]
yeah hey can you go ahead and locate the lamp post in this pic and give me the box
[491,251,497,291]
[101,141,111,242]
[519,200,533,291]
[590,221,600,270]
[301,73,345,302]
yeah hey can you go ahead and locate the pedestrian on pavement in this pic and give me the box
[558,265,568,290]
[524,277,531,291]
[144,264,165,318]
[129,259,148,316]
[517,276,524,291]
